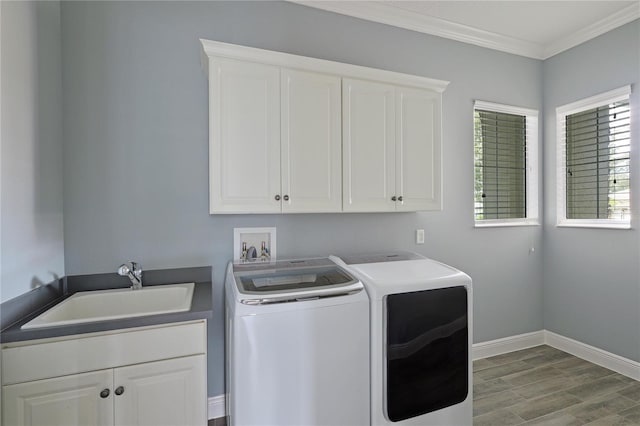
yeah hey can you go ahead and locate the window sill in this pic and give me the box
[557,220,631,230]
[474,220,540,228]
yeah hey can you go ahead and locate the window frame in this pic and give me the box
[473,100,539,228]
[556,85,632,230]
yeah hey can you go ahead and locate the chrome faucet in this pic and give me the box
[117,261,143,290]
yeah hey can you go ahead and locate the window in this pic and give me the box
[557,86,631,228]
[474,101,539,227]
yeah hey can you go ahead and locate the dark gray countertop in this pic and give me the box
[0,267,213,344]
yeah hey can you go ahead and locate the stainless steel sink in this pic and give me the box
[21,283,195,329]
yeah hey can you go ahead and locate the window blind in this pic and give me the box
[565,100,630,220]
[474,109,527,220]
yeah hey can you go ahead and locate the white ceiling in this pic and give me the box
[293,1,640,59]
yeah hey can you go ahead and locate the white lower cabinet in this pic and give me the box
[3,369,113,426]
[2,321,207,426]
[115,356,206,426]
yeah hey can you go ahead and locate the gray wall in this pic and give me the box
[0,1,64,303]
[60,1,543,396]
[542,20,640,363]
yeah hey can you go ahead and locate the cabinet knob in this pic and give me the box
[274,195,281,201]
[100,389,110,399]
[115,386,125,396]
[398,196,403,202]
[283,195,290,201]
[391,196,397,202]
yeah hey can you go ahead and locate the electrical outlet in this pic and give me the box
[416,229,425,244]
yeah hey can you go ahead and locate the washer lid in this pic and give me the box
[232,258,362,304]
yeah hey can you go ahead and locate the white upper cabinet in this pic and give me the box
[209,58,281,213]
[281,69,342,213]
[343,79,396,212]
[208,59,341,214]
[343,80,442,212]
[396,86,442,211]
[201,39,448,214]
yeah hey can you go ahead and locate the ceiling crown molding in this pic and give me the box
[293,1,544,59]
[543,3,640,59]
[292,1,639,60]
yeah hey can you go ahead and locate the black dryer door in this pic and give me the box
[386,286,468,422]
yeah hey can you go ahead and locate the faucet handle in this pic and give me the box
[117,261,143,289]
[117,264,131,276]
[117,262,142,277]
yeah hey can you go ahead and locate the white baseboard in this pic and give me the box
[208,394,226,420]
[473,329,640,381]
[472,330,545,360]
[545,330,640,381]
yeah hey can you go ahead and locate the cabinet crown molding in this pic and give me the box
[200,39,449,93]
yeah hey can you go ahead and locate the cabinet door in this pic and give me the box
[209,57,281,213]
[281,69,342,213]
[3,369,113,426]
[114,355,206,426]
[396,87,442,211]
[343,78,396,212]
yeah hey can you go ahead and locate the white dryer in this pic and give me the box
[332,252,472,426]
[225,258,370,426]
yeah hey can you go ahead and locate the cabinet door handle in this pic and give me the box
[391,196,397,201]
[274,195,281,201]
[100,389,110,399]
[398,196,403,202]
[115,386,125,396]
[283,195,289,201]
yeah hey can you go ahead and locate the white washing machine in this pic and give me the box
[224,258,370,426]
[332,252,472,426]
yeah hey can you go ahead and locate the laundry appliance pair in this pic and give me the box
[225,252,472,426]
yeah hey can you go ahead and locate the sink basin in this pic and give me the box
[21,283,195,330]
